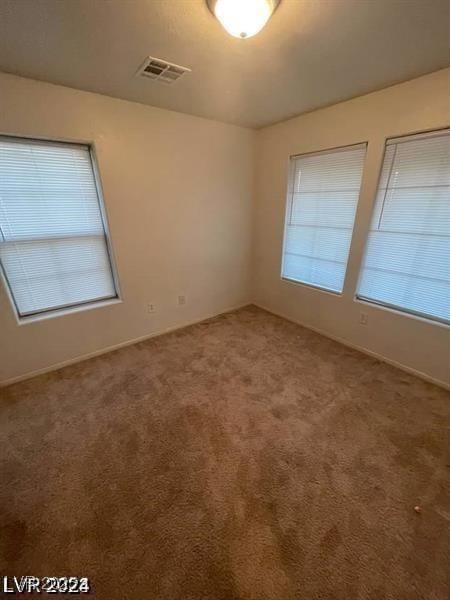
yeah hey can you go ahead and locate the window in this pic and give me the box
[281,143,366,293]
[0,137,118,319]
[357,129,450,325]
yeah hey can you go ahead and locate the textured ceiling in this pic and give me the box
[0,0,449,128]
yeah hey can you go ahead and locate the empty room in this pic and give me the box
[0,0,449,598]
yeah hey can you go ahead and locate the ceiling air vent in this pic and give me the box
[137,57,191,84]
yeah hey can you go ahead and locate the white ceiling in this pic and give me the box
[0,0,449,129]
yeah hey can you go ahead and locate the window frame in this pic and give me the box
[0,134,122,323]
[354,126,450,327]
[280,141,367,295]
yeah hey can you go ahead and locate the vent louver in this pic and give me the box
[137,57,191,84]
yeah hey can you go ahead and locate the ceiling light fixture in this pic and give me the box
[207,0,280,39]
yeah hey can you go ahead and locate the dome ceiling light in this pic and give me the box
[207,0,281,39]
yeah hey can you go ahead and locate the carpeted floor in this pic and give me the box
[0,305,449,599]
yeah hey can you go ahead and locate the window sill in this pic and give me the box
[354,296,450,329]
[17,297,122,326]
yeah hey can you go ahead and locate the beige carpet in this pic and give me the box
[0,305,449,599]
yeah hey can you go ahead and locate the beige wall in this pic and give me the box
[1,69,449,387]
[0,73,254,384]
[253,68,450,388]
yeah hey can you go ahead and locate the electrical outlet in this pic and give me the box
[359,311,368,325]
[178,295,186,305]
[147,303,156,314]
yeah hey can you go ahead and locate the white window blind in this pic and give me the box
[357,129,450,325]
[282,143,366,293]
[0,137,118,318]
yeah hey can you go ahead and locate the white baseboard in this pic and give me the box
[1,302,251,388]
[254,303,450,391]
[3,301,448,392]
